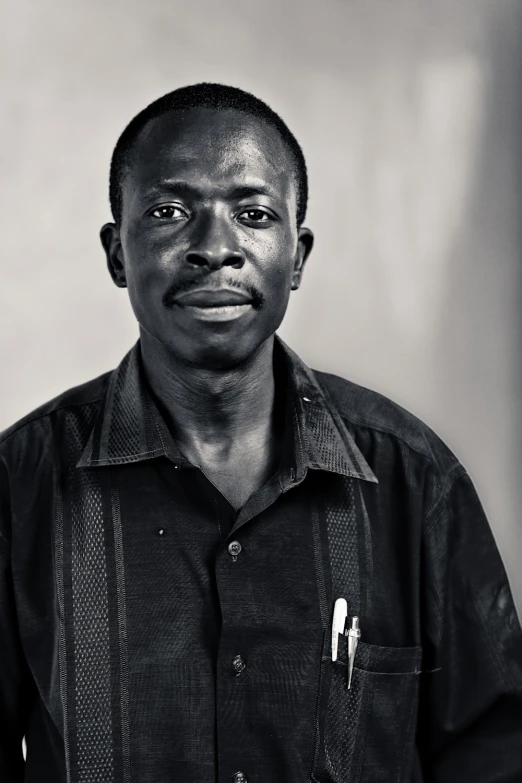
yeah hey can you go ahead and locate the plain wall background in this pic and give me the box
[2,0,521,611]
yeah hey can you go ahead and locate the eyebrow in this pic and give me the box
[144,181,200,199]
[227,185,274,199]
[144,180,276,200]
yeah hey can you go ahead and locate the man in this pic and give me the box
[1,83,521,783]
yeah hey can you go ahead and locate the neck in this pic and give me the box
[139,329,281,467]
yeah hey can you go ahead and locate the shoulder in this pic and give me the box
[313,368,464,486]
[0,371,110,453]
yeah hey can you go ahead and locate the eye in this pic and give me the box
[149,205,188,220]
[237,208,274,224]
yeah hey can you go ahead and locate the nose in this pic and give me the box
[184,212,245,270]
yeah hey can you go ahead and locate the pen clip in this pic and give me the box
[331,598,347,662]
[346,616,361,690]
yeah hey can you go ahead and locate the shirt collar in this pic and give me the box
[77,336,377,483]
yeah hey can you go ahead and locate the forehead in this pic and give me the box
[125,107,296,197]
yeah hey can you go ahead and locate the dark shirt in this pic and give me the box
[1,335,522,783]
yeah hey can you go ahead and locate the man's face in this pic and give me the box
[101,108,313,369]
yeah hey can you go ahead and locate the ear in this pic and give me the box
[100,222,127,288]
[291,227,314,290]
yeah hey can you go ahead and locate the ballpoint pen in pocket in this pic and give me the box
[345,616,361,690]
[332,598,347,662]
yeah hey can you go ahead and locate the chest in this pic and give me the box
[15,459,424,783]
[200,464,272,511]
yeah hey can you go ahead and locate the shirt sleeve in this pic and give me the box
[418,469,522,781]
[0,464,34,781]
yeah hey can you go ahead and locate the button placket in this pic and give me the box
[219,537,249,781]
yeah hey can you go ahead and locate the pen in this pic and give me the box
[332,598,347,662]
[346,616,361,690]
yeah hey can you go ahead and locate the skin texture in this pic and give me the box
[101,107,314,509]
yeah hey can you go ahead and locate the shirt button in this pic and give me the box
[231,654,246,674]
[228,540,242,558]
[232,773,247,783]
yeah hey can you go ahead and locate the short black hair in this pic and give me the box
[109,82,308,226]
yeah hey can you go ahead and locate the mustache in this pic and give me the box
[162,278,265,309]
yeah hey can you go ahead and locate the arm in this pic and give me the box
[0,465,33,781]
[418,469,522,781]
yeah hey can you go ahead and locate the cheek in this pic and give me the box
[267,240,297,285]
[272,266,293,292]
[255,230,296,279]
[263,265,294,314]
[122,232,176,291]
[122,259,171,328]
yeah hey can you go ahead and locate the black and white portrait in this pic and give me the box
[2,2,522,781]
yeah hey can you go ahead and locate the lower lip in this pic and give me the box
[175,303,254,322]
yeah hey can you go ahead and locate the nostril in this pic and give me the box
[185,252,208,267]
[223,253,244,268]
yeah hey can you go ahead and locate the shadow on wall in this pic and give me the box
[434,6,522,609]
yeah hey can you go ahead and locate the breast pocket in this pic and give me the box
[310,637,422,783]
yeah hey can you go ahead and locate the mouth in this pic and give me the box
[173,289,254,307]
[169,287,258,321]
[174,302,254,323]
